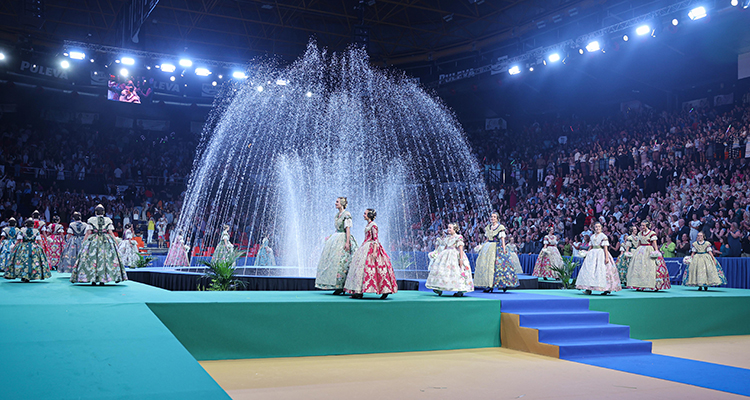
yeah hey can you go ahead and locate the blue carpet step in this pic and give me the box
[517,311,610,327]
[554,338,653,359]
[536,324,631,342]
[500,297,589,313]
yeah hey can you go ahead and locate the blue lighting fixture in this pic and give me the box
[195,67,211,76]
[636,25,651,36]
[179,59,193,67]
[120,57,135,65]
[161,63,176,73]
[672,18,679,26]
[60,60,70,69]
[508,66,521,75]
[69,51,86,60]
[623,34,629,41]
[120,68,129,77]
[688,6,707,20]
[548,53,561,63]
[232,71,247,79]
[585,41,601,52]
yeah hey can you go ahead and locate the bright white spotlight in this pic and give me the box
[69,51,86,60]
[529,67,534,72]
[212,81,217,86]
[0,53,7,60]
[120,68,129,77]
[731,0,738,5]
[195,67,211,76]
[256,85,264,92]
[179,59,192,67]
[548,53,561,63]
[688,6,707,20]
[508,66,521,75]
[275,79,288,86]
[90,59,95,63]
[232,71,247,79]
[672,18,679,26]
[578,48,584,55]
[121,57,135,65]
[585,41,601,52]
[623,34,629,41]
[636,25,651,35]
[305,91,313,97]
[169,76,176,81]
[60,60,70,69]
[161,63,176,73]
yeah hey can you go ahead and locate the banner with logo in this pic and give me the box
[713,93,734,106]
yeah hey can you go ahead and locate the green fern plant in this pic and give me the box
[133,255,155,269]
[198,249,246,291]
[549,257,580,289]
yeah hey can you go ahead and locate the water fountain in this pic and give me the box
[176,42,490,276]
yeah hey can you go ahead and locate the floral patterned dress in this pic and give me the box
[474,224,518,290]
[4,228,50,281]
[212,231,236,266]
[532,235,563,278]
[575,233,622,292]
[34,219,50,259]
[45,223,66,268]
[58,221,88,273]
[0,226,19,271]
[164,235,191,267]
[683,241,727,287]
[71,216,128,284]
[616,234,636,286]
[506,243,524,274]
[344,222,398,295]
[315,210,359,290]
[254,237,276,266]
[626,229,671,290]
[425,234,474,293]
[116,229,141,267]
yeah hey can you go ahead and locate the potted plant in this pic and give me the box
[549,257,580,289]
[198,249,246,291]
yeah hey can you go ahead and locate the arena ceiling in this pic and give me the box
[2,0,637,65]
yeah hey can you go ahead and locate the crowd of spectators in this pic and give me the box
[400,99,750,258]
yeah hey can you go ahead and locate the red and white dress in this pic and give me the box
[164,235,190,267]
[532,234,563,278]
[344,222,398,295]
[44,223,66,268]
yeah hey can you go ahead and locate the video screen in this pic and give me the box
[107,75,153,104]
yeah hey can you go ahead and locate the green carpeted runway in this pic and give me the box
[518,286,750,339]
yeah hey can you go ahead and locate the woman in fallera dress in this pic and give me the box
[532,226,563,279]
[474,212,519,293]
[164,232,191,267]
[254,237,276,266]
[0,218,19,271]
[116,223,141,267]
[31,210,50,259]
[213,225,236,266]
[626,221,671,291]
[344,209,398,299]
[506,236,524,275]
[58,212,88,273]
[71,205,128,285]
[315,197,359,295]
[683,232,727,291]
[425,223,474,297]
[575,222,622,295]
[616,226,638,286]
[45,215,66,269]
[4,219,50,282]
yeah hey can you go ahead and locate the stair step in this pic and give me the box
[500,298,590,313]
[518,311,610,327]
[536,324,631,342]
[551,339,653,359]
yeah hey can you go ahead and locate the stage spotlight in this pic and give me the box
[161,63,176,73]
[529,67,534,72]
[275,79,288,85]
[548,53,561,63]
[543,59,547,66]
[636,25,651,35]
[69,51,86,60]
[256,85,264,92]
[90,59,95,63]
[121,57,135,65]
[578,48,584,55]
[179,59,192,67]
[731,0,738,5]
[212,81,217,86]
[170,76,175,81]
[0,53,5,60]
[218,74,223,79]
[60,60,70,69]
[306,91,313,97]
[232,71,247,79]
[688,6,707,20]
[508,66,521,75]
[585,41,601,52]
[120,68,129,77]
[743,0,749,8]
[623,34,629,41]
[195,67,211,76]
